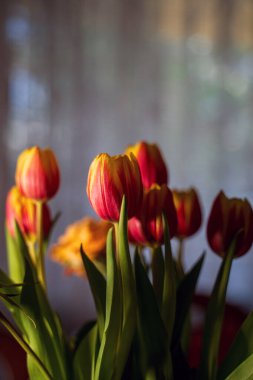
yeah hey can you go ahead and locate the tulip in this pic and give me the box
[142,184,177,244]
[129,184,177,245]
[207,191,253,257]
[173,188,202,239]
[50,217,112,276]
[15,146,60,201]
[125,141,168,189]
[87,153,143,221]
[128,217,148,246]
[6,186,52,242]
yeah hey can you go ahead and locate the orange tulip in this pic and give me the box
[207,191,253,257]
[87,153,143,221]
[6,186,52,242]
[173,188,202,239]
[15,146,60,201]
[129,184,177,245]
[125,141,168,189]
[50,217,112,276]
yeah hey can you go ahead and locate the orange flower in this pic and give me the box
[129,184,177,245]
[6,186,52,242]
[15,146,60,201]
[50,217,112,276]
[87,153,143,221]
[173,188,202,239]
[125,141,168,189]
[207,191,253,257]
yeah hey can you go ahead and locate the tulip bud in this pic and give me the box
[129,184,177,245]
[125,141,168,189]
[6,186,52,242]
[173,188,202,239]
[128,217,148,246]
[87,153,143,221]
[50,217,112,276]
[15,146,60,201]
[207,191,253,257]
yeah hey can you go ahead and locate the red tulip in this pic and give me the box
[15,146,60,201]
[87,153,143,221]
[207,191,253,257]
[6,186,52,242]
[129,184,177,245]
[173,188,202,239]
[125,141,168,189]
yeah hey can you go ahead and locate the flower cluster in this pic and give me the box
[1,141,253,380]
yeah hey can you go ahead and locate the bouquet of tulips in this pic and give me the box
[1,142,253,380]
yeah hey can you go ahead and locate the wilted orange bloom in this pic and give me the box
[87,153,143,221]
[173,188,202,239]
[125,141,168,189]
[50,217,112,276]
[6,186,52,242]
[129,184,177,245]
[207,191,253,258]
[15,146,60,201]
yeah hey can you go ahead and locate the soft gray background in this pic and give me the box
[1,0,253,333]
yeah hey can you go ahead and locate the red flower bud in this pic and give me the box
[128,217,148,246]
[207,191,253,257]
[173,188,202,239]
[87,153,143,221]
[129,184,177,245]
[15,146,60,201]
[125,141,168,189]
[6,186,52,242]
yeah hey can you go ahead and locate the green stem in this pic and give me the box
[176,238,185,279]
[151,246,164,308]
[0,316,53,380]
[36,201,46,290]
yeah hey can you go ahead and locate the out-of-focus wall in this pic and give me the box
[1,0,253,332]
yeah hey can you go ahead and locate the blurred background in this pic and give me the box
[1,0,253,335]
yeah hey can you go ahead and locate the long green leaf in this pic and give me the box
[14,222,68,380]
[134,252,169,377]
[94,227,122,380]
[218,311,253,380]
[224,353,253,380]
[74,323,98,380]
[115,196,137,379]
[172,253,205,347]
[0,314,53,380]
[5,224,25,283]
[199,239,236,380]
[81,245,106,339]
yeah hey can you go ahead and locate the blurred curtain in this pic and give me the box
[1,0,253,329]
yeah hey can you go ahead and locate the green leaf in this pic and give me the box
[81,245,106,339]
[5,224,25,283]
[0,314,53,380]
[14,222,69,380]
[224,353,253,380]
[172,253,205,348]
[218,311,253,380]
[115,196,137,379]
[134,251,169,377]
[94,227,122,380]
[199,239,236,380]
[74,323,98,380]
